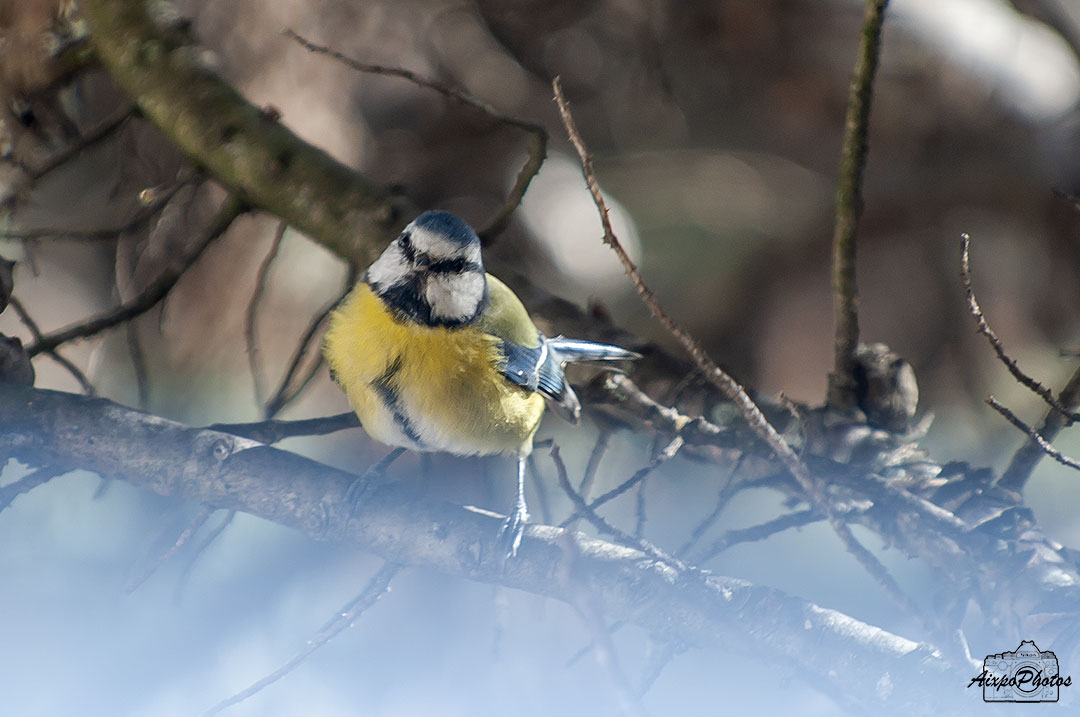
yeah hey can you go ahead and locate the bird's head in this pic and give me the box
[365,211,488,327]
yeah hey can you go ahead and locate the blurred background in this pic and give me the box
[1,0,1079,714]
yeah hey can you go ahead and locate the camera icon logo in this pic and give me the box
[970,640,1071,703]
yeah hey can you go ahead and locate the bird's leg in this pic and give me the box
[497,455,530,559]
[343,447,406,523]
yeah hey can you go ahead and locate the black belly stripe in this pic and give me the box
[371,356,426,447]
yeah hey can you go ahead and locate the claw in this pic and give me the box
[496,455,530,560]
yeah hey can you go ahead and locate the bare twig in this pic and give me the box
[175,509,237,602]
[27,106,134,180]
[284,29,546,243]
[263,266,356,419]
[203,561,400,716]
[207,412,360,444]
[124,504,216,594]
[697,509,822,564]
[551,445,685,571]
[559,458,662,528]
[1000,364,1080,490]
[247,221,287,406]
[676,455,745,559]
[960,233,1080,424]
[0,173,195,242]
[554,77,919,619]
[987,396,1080,475]
[26,195,245,357]
[828,0,890,410]
[556,532,646,717]
[126,321,150,409]
[7,297,97,395]
[579,429,612,501]
[0,465,69,512]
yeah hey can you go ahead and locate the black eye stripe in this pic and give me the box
[426,258,483,275]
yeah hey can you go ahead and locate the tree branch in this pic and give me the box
[828,0,890,411]
[0,384,959,712]
[78,0,412,266]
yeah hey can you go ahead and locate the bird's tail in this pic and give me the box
[548,337,640,364]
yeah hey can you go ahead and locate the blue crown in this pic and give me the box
[412,211,479,246]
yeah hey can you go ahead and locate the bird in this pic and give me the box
[323,210,638,557]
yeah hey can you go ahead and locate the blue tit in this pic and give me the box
[323,210,637,556]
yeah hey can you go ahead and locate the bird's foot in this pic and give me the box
[496,499,529,560]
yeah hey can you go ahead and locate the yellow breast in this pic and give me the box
[323,282,545,456]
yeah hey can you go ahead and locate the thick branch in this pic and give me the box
[0,385,958,711]
[78,0,412,265]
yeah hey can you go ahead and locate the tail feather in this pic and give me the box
[547,336,640,364]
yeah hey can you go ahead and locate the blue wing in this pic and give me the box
[498,334,639,425]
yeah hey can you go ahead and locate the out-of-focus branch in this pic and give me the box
[25,195,244,356]
[0,384,959,712]
[283,29,546,244]
[78,0,412,266]
[827,0,890,411]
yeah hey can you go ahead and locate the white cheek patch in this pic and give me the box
[426,272,485,322]
[412,227,481,263]
[366,243,410,289]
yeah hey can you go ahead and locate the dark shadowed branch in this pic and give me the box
[25,195,245,357]
[283,29,545,244]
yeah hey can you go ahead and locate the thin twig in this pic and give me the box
[635,638,686,698]
[126,321,150,409]
[559,458,662,528]
[208,412,360,444]
[960,234,1079,423]
[556,532,646,717]
[7,297,97,395]
[203,561,400,716]
[551,445,685,571]
[554,77,919,620]
[579,429,611,501]
[676,454,745,559]
[124,504,215,594]
[284,29,546,243]
[0,173,194,242]
[263,266,356,419]
[697,509,823,564]
[828,0,890,410]
[986,396,1080,475]
[634,479,648,539]
[27,106,134,180]
[0,466,69,512]
[175,509,236,602]
[247,221,287,406]
[1000,364,1080,490]
[26,195,245,356]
